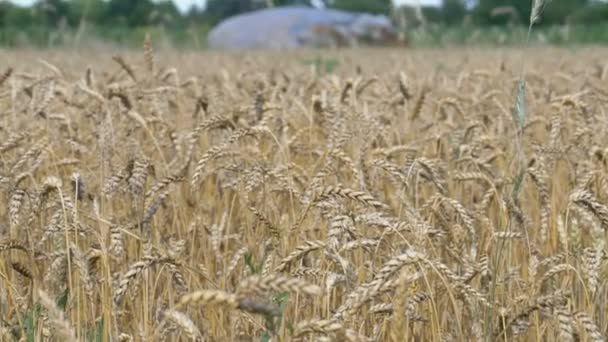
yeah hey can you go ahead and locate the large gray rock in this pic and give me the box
[207,6,399,50]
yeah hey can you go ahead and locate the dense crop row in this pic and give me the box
[0,45,607,341]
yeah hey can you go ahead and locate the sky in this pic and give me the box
[6,0,442,11]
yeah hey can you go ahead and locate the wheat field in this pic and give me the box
[0,45,607,341]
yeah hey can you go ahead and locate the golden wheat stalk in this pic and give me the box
[0,67,13,87]
[236,274,321,297]
[162,310,202,340]
[38,289,77,342]
[113,256,161,306]
[570,189,608,229]
[275,240,326,272]
[314,185,387,209]
[143,33,155,75]
[176,290,239,309]
[112,55,137,82]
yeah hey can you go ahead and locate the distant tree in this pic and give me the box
[328,0,392,15]
[471,0,587,25]
[34,0,70,27]
[442,0,467,25]
[541,0,588,25]
[472,0,519,24]
[185,3,206,22]
[273,0,317,6]
[149,0,181,26]
[0,2,17,26]
[104,0,156,27]
[204,0,263,25]
[568,1,608,24]
[65,0,106,26]
[203,0,393,27]
[1,2,39,27]
[187,0,304,26]
[395,5,443,27]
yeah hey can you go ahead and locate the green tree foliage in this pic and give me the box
[273,0,317,5]
[441,0,467,25]
[100,0,179,27]
[104,0,156,27]
[568,1,608,24]
[329,0,392,15]
[2,0,608,48]
[204,0,265,25]
[149,0,182,26]
[395,5,442,27]
[203,0,327,26]
[1,0,181,29]
[66,0,106,26]
[33,0,70,27]
[0,2,38,28]
[471,0,588,25]
[471,0,530,25]
[204,0,392,25]
[6,0,593,32]
[541,0,588,24]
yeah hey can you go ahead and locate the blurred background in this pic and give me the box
[0,0,604,48]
